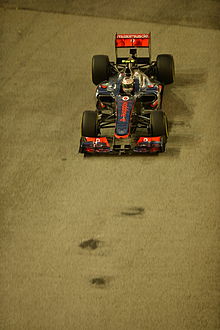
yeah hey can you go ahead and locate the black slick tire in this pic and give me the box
[81,111,98,137]
[151,111,168,137]
[92,55,110,85]
[156,54,175,84]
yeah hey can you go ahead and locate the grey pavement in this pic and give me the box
[0,2,220,330]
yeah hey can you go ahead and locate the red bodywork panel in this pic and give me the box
[114,133,129,139]
[115,34,151,48]
[85,137,110,147]
[136,137,162,152]
[137,137,161,143]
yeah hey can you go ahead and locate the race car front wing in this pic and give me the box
[79,136,166,154]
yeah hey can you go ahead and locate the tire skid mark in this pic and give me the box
[121,207,145,216]
[79,238,101,250]
[90,276,111,288]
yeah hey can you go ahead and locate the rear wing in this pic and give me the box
[115,33,151,48]
[115,33,151,65]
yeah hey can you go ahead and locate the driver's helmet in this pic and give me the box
[121,77,134,94]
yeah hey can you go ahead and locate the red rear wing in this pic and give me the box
[115,33,151,48]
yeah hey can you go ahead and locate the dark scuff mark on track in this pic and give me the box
[163,70,206,155]
[79,238,101,250]
[121,207,145,216]
[174,71,208,88]
[91,277,106,286]
[90,276,111,288]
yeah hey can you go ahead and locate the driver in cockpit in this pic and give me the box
[121,76,134,95]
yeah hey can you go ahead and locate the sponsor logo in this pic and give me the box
[117,34,149,39]
[120,102,128,122]
[122,96,129,101]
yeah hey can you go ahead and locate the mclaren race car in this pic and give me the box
[79,33,174,155]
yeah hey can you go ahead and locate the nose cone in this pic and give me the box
[115,96,135,138]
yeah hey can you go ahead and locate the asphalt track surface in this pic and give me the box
[0,1,220,329]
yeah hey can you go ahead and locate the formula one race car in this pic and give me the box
[79,33,174,155]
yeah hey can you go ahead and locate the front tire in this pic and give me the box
[81,111,98,137]
[156,54,175,84]
[151,111,168,137]
[92,55,110,85]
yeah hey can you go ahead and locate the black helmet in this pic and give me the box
[122,77,134,94]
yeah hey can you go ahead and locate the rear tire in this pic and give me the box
[151,111,168,137]
[81,111,98,137]
[92,55,110,85]
[156,54,175,84]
